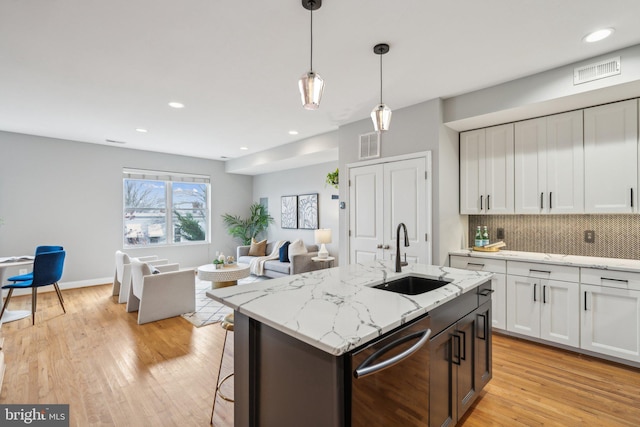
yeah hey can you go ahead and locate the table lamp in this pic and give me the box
[314,228,332,259]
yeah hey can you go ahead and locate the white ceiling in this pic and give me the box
[2,0,640,167]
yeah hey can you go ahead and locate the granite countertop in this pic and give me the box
[207,260,493,356]
[449,249,640,273]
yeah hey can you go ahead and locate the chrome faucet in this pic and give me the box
[395,223,410,272]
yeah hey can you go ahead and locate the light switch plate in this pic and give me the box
[584,230,595,243]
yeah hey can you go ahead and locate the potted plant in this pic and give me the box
[222,202,274,245]
[326,168,339,189]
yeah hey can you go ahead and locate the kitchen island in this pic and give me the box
[208,260,494,427]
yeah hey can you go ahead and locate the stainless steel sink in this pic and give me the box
[373,276,450,295]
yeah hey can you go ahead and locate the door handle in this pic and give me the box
[540,192,544,209]
[487,194,490,211]
[549,192,552,210]
[377,244,383,249]
[479,288,494,297]
[480,195,483,211]
[543,285,547,304]
[382,244,390,250]
[584,291,588,311]
[456,330,466,361]
[477,313,488,341]
[451,334,461,366]
[533,283,537,302]
[354,329,432,379]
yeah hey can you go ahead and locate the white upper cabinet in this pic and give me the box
[515,111,584,214]
[584,99,639,213]
[460,124,514,214]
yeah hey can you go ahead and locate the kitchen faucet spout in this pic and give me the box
[396,223,410,273]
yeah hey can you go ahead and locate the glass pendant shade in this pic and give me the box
[371,103,392,132]
[299,70,324,110]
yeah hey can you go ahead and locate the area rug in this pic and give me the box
[181,274,268,327]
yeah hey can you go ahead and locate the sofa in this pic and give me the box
[237,241,321,278]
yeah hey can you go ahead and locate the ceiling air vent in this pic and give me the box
[573,56,620,85]
[359,132,380,160]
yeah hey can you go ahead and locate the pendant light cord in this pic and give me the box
[310,2,314,71]
[379,52,383,104]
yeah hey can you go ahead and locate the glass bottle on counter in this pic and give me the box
[475,226,483,247]
[482,226,490,247]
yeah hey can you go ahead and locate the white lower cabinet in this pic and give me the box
[505,261,580,347]
[580,268,640,363]
[449,255,506,329]
[506,275,579,347]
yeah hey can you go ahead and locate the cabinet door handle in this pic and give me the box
[529,269,551,275]
[533,283,537,302]
[480,195,483,211]
[487,195,490,211]
[354,329,432,378]
[632,188,634,208]
[543,285,547,304]
[457,330,467,361]
[376,244,383,249]
[451,334,461,366]
[540,192,544,209]
[479,288,494,297]
[467,262,485,270]
[549,192,552,210]
[584,291,588,311]
[477,313,487,341]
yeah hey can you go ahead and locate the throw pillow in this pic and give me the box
[288,239,308,262]
[279,241,291,262]
[248,238,267,256]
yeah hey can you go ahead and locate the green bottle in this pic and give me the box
[474,226,483,247]
[482,226,490,247]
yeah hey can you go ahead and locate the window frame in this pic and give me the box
[122,169,211,248]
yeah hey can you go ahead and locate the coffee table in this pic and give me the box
[197,263,250,289]
[198,263,250,330]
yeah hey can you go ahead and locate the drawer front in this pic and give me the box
[581,268,640,291]
[450,255,506,274]
[507,261,579,283]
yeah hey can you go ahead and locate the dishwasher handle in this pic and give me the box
[354,328,432,379]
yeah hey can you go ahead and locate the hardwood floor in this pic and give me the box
[1,284,639,426]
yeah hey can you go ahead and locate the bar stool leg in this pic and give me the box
[211,329,234,425]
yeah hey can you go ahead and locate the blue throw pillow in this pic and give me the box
[279,241,291,262]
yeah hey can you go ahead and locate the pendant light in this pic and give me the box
[298,0,324,110]
[371,43,392,132]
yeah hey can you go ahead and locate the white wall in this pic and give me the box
[337,98,464,265]
[0,131,253,288]
[252,161,340,264]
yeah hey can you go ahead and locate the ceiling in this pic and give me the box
[2,1,640,169]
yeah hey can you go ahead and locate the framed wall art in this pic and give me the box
[298,193,318,229]
[281,195,298,229]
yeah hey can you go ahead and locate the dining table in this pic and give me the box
[0,258,35,323]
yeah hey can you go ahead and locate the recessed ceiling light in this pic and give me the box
[168,102,185,109]
[135,128,148,133]
[584,28,614,43]
[240,147,249,150]
[289,130,299,135]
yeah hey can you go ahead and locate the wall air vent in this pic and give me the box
[573,56,620,85]
[358,132,380,160]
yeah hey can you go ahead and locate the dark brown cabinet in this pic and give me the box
[429,285,493,427]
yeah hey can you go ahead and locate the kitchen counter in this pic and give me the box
[207,260,493,355]
[449,249,640,273]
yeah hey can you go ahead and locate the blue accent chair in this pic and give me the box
[6,245,64,283]
[0,250,66,325]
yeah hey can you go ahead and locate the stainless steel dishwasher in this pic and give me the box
[350,314,432,426]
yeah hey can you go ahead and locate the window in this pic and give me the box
[123,169,210,247]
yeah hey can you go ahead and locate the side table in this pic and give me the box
[311,256,335,269]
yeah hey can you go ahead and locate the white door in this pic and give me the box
[491,273,507,330]
[460,129,485,214]
[383,157,428,265]
[484,124,514,214]
[584,99,638,213]
[515,117,546,214]
[349,155,431,265]
[349,164,384,263]
[540,280,579,347]
[506,276,540,338]
[581,284,640,362]
[546,110,584,213]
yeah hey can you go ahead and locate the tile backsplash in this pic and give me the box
[469,215,640,260]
